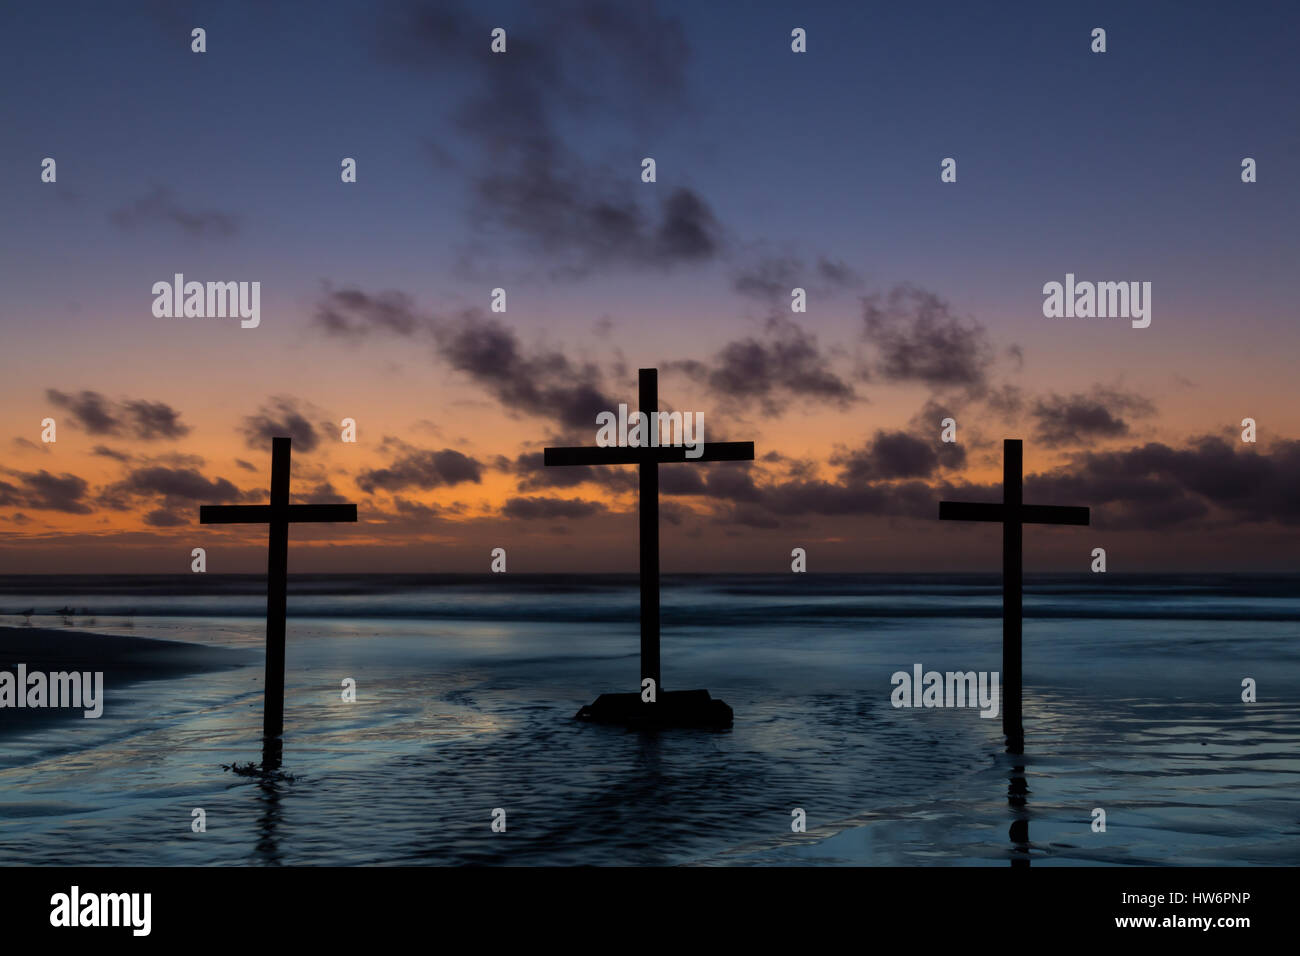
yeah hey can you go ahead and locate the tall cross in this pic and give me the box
[939,438,1089,753]
[544,368,753,698]
[199,436,357,749]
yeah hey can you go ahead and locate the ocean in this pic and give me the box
[0,573,1296,866]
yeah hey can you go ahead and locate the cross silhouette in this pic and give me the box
[199,436,357,752]
[939,438,1089,753]
[544,367,753,726]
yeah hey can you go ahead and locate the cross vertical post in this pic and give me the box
[939,438,1089,752]
[543,367,755,727]
[1003,438,1023,751]
[265,436,290,742]
[639,368,661,693]
[199,436,357,762]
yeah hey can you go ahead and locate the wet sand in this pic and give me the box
[0,626,253,735]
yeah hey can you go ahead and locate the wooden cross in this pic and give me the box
[939,438,1088,753]
[199,436,357,748]
[544,368,753,723]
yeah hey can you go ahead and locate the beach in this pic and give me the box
[0,573,1296,866]
[0,627,253,736]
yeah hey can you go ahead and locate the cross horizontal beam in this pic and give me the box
[544,441,755,467]
[199,504,358,524]
[939,501,1089,526]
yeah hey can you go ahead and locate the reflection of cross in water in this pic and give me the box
[1008,760,1030,867]
[939,439,1089,753]
[199,437,357,762]
[544,368,754,727]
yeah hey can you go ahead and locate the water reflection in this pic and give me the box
[254,735,284,864]
[1007,738,1030,867]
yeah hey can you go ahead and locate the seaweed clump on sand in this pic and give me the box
[221,761,296,783]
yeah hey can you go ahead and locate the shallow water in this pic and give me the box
[0,574,1296,865]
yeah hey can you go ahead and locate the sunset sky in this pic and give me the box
[1,0,1297,573]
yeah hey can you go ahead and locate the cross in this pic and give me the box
[939,438,1089,753]
[199,436,357,752]
[544,368,753,722]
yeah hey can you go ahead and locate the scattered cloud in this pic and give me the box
[732,254,861,304]
[860,285,998,393]
[832,430,966,481]
[108,185,238,239]
[434,314,617,430]
[1025,436,1300,529]
[1030,387,1156,447]
[0,470,93,514]
[667,315,857,415]
[357,447,484,493]
[502,495,607,520]
[375,0,720,276]
[313,287,430,339]
[241,396,327,453]
[46,389,190,440]
[107,466,244,503]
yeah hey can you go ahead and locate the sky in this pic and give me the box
[1,0,1297,573]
